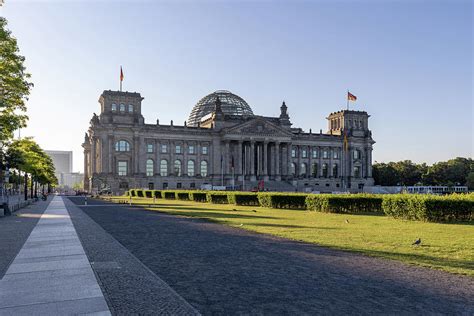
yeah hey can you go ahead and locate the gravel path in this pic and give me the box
[68,197,474,315]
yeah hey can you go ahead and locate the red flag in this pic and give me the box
[347,91,357,101]
[120,66,124,82]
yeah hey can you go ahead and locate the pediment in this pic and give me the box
[224,117,293,137]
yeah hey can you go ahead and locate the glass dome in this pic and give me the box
[188,90,254,126]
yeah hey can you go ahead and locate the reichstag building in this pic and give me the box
[83,90,375,193]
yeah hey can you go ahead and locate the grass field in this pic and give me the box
[108,196,474,276]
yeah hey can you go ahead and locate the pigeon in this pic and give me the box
[252,209,257,213]
[412,238,421,246]
[345,219,350,224]
[232,209,237,211]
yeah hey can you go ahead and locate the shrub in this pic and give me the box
[177,192,190,201]
[258,193,308,209]
[144,190,153,198]
[306,194,383,214]
[163,191,176,199]
[207,192,230,204]
[381,194,473,222]
[189,192,207,202]
[232,193,259,206]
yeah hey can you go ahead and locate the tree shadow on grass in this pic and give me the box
[244,222,339,229]
[346,248,474,272]
[153,210,277,220]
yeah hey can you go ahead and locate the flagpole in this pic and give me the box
[346,90,349,110]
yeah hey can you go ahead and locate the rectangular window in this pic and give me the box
[202,146,208,155]
[147,144,154,153]
[188,145,195,154]
[161,144,167,153]
[312,149,318,158]
[323,150,328,159]
[117,161,127,176]
[302,149,307,158]
[333,150,339,159]
[354,166,361,178]
[175,145,182,154]
[291,148,296,158]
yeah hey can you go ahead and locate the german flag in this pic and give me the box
[120,66,124,82]
[347,91,357,101]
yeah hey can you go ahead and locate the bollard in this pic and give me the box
[84,196,88,206]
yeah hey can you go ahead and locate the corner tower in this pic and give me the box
[327,110,370,137]
[98,90,145,125]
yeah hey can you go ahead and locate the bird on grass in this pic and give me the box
[412,238,421,246]
[239,224,244,226]
[345,219,350,224]
[232,208,237,211]
[251,209,257,213]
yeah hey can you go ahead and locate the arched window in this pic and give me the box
[128,104,134,113]
[322,163,328,178]
[187,160,195,176]
[333,164,338,178]
[160,160,168,176]
[146,159,154,177]
[200,161,208,177]
[111,103,117,112]
[312,163,318,177]
[115,140,130,152]
[290,162,296,176]
[119,104,125,112]
[302,149,307,158]
[174,160,182,176]
[300,163,307,176]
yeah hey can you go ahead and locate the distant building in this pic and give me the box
[83,90,375,194]
[45,150,83,189]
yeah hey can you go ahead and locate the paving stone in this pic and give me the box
[67,197,474,315]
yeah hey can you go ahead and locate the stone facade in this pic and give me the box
[83,90,375,194]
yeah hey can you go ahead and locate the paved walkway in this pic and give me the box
[0,196,110,315]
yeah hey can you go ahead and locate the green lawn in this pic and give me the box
[109,196,474,276]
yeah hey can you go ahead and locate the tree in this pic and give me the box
[6,138,57,199]
[0,17,32,145]
[373,162,400,186]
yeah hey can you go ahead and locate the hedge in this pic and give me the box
[206,192,230,204]
[382,194,473,222]
[306,194,383,214]
[232,193,259,206]
[258,193,308,209]
[163,191,176,199]
[189,192,207,202]
[177,192,190,201]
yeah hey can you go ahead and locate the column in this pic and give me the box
[329,148,334,177]
[287,143,292,176]
[197,142,201,176]
[275,141,281,180]
[250,141,255,180]
[183,142,188,176]
[237,141,243,180]
[263,141,268,179]
[308,146,313,178]
[91,137,96,174]
[108,135,113,174]
[297,145,301,177]
[367,147,373,178]
[225,140,230,175]
[318,147,323,178]
[155,140,160,176]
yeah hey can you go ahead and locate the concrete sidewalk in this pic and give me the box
[0,196,110,315]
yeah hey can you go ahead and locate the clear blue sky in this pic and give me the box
[2,0,472,172]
